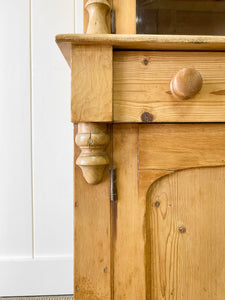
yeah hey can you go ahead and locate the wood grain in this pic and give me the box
[147,166,225,299]
[114,51,225,122]
[112,0,136,34]
[112,124,145,299]
[56,34,225,71]
[139,124,225,170]
[139,170,174,203]
[56,41,72,67]
[74,124,111,300]
[56,34,225,53]
[71,45,112,122]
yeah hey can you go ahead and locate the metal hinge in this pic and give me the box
[111,9,116,34]
[110,168,118,202]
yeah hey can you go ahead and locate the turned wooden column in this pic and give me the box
[72,2,112,298]
[85,0,111,34]
[73,0,112,185]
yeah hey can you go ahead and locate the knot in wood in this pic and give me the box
[141,112,153,123]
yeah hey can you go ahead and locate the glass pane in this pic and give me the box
[137,0,225,35]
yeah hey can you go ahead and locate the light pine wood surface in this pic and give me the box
[83,0,112,34]
[147,166,225,299]
[56,3,225,298]
[112,124,225,299]
[112,0,136,34]
[139,124,225,170]
[85,0,111,34]
[114,51,225,122]
[71,45,112,122]
[75,123,110,184]
[112,124,145,299]
[74,125,111,300]
[56,34,225,59]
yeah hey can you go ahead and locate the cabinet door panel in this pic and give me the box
[113,124,225,300]
[147,166,225,299]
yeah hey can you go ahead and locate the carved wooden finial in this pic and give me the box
[75,123,110,184]
[85,0,111,34]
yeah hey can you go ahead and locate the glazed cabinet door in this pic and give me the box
[112,124,225,300]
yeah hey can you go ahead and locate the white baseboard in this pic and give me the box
[0,257,73,297]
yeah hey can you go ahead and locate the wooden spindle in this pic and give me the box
[85,0,111,34]
[75,123,110,184]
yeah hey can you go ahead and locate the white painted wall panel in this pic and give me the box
[0,257,73,297]
[0,0,85,296]
[0,0,32,257]
[31,0,74,257]
[75,0,83,33]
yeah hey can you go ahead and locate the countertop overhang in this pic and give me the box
[56,34,225,66]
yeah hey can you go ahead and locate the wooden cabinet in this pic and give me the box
[113,124,225,299]
[56,1,225,299]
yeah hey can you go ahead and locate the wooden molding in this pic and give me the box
[55,34,225,68]
[75,123,110,184]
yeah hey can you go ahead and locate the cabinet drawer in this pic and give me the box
[114,51,225,122]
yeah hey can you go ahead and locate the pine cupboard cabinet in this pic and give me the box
[56,1,225,299]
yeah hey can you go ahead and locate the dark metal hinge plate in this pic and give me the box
[111,9,116,34]
[110,167,118,201]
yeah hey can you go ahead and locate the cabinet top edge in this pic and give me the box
[56,34,225,51]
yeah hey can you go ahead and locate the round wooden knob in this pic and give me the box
[170,68,203,100]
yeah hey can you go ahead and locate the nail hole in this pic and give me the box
[155,201,160,207]
[143,58,149,66]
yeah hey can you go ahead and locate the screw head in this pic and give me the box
[76,285,79,291]
[75,202,79,207]
[104,267,107,273]
[155,201,160,207]
[178,226,186,234]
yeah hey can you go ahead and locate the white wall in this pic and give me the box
[0,0,83,296]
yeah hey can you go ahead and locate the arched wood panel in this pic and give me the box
[146,166,225,299]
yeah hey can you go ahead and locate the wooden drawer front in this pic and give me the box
[139,124,225,170]
[114,51,225,122]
